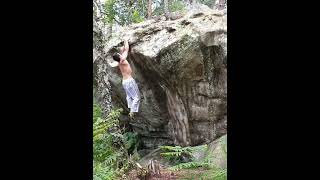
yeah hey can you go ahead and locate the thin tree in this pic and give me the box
[147,0,152,19]
[184,0,194,6]
[164,0,170,19]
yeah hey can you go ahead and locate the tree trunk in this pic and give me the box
[93,0,112,116]
[185,0,193,5]
[164,0,170,20]
[215,0,226,10]
[147,0,152,19]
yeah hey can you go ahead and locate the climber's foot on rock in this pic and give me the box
[129,112,135,119]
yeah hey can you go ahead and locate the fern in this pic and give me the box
[163,142,227,180]
[93,106,127,178]
[197,168,227,180]
[159,145,195,163]
[94,161,117,180]
[123,132,138,152]
[93,109,122,142]
[212,169,227,180]
[161,151,183,157]
[160,146,192,155]
[169,161,211,171]
[93,104,102,123]
[93,104,141,179]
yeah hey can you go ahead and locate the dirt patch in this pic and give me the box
[122,167,214,180]
[123,168,178,180]
[166,168,211,180]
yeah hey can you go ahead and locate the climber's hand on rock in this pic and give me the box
[123,36,130,42]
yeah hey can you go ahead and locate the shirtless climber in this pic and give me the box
[111,38,140,119]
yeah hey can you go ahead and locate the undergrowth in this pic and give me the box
[161,139,227,180]
[93,104,139,180]
[159,145,194,162]
[197,168,227,180]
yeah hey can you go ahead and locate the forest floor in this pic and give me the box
[125,167,212,180]
[164,168,212,180]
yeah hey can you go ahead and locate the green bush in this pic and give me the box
[123,132,138,153]
[93,161,117,180]
[93,104,139,179]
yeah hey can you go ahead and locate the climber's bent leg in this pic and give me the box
[131,95,140,113]
[126,96,133,109]
[122,77,141,113]
[130,79,140,113]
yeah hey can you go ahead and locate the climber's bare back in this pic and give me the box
[119,45,133,80]
[119,59,132,80]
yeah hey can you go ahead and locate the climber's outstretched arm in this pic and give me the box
[120,39,129,63]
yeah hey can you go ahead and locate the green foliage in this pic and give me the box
[169,0,185,12]
[167,145,213,171]
[93,104,140,179]
[163,143,227,180]
[198,0,217,8]
[93,161,116,180]
[104,0,117,24]
[130,148,141,162]
[169,161,211,171]
[100,0,217,34]
[93,107,124,164]
[160,145,194,163]
[123,132,138,152]
[195,168,227,180]
[93,103,102,123]
[132,10,144,23]
[104,0,146,26]
[211,169,227,180]
[160,145,193,154]
[153,0,186,16]
[93,108,121,143]
[103,0,189,26]
[136,0,148,17]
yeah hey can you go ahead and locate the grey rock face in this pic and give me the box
[204,134,227,169]
[103,6,227,149]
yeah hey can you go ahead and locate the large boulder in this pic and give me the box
[102,5,227,149]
